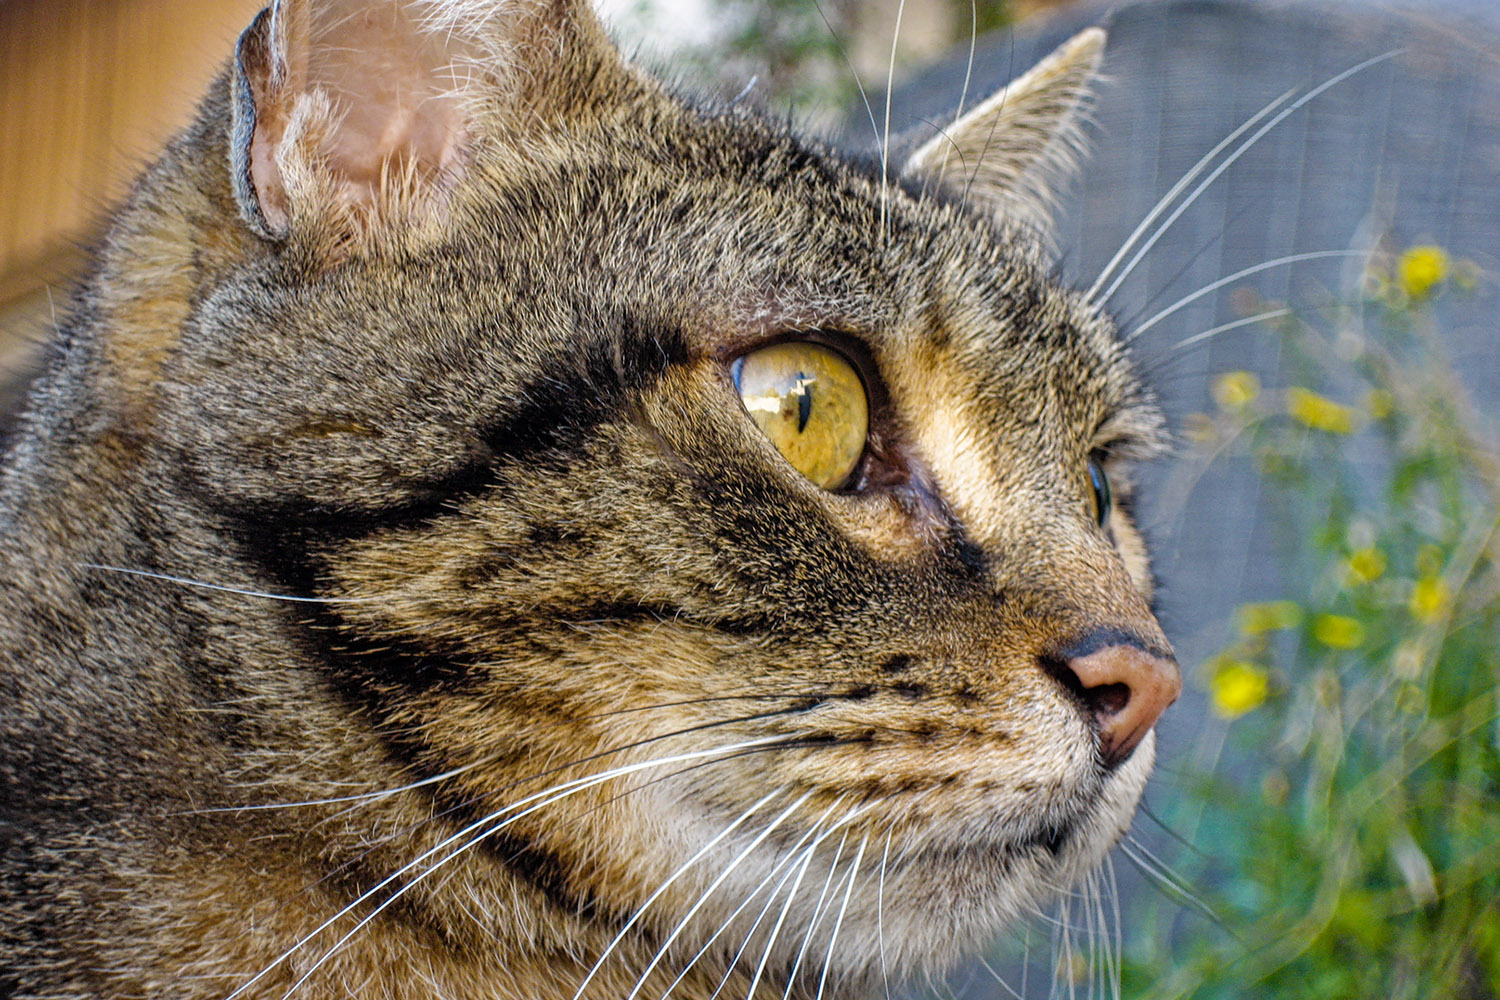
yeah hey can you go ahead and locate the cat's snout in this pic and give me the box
[1046,635,1181,769]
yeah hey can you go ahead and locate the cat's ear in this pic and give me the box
[230,0,626,239]
[901,28,1104,235]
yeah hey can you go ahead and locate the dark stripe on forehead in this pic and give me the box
[204,314,689,546]
[481,314,689,465]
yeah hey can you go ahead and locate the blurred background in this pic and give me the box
[2,0,1496,996]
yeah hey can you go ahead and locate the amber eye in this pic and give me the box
[733,341,869,490]
[1088,454,1113,526]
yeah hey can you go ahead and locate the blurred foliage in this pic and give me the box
[675,0,872,114]
[1119,246,1500,998]
[625,0,1013,122]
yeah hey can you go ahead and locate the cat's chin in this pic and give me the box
[821,732,1154,983]
[822,740,1146,989]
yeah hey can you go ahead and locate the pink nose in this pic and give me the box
[1061,642,1181,768]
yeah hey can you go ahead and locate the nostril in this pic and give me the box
[1041,636,1181,769]
[1085,681,1130,717]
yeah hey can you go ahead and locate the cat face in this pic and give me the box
[99,0,1178,992]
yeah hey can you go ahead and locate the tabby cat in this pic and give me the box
[0,0,1180,997]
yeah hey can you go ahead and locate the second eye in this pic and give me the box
[1088,454,1112,527]
[733,341,869,491]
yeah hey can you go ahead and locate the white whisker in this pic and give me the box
[1106,855,1123,1000]
[1118,837,1215,921]
[743,830,821,1000]
[957,33,1018,217]
[78,563,381,604]
[956,0,977,125]
[225,734,789,1000]
[975,955,1025,1000]
[879,0,909,243]
[1084,87,1296,304]
[289,742,799,1000]
[876,825,894,1000]
[706,841,812,1000]
[288,745,787,1000]
[180,759,494,815]
[782,828,850,999]
[658,866,783,1000]
[1170,307,1291,353]
[616,789,819,1000]
[702,802,866,1000]
[1091,50,1400,308]
[1060,888,1077,1000]
[1089,869,1110,1000]
[929,0,979,193]
[654,797,878,1000]
[814,832,869,1000]
[1093,869,1108,999]
[574,785,787,1000]
[730,75,759,105]
[1021,922,1031,998]
[810,0,879,150]
[1127,250,1366,342]
[200,699,815,821]
[1086,869,1098,995]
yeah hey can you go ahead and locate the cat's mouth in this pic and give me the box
[659,709,1154,869]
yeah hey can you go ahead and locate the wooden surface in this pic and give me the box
[0,0,264,308]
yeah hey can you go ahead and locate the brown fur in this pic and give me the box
[0,2,1174,998]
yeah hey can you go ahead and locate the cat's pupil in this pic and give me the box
[792,372,813,432]
[1088,455,1113,526]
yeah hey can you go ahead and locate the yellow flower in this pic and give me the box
[1398,245,1448,300]
[1211,660,1270,719]
[1236,600,1303,635]
[1286,387,1358,434]
[1346,547,1387,585]
[1409,577,1451,623]
[1213,371,1261,411]
[1313,614,1366,649]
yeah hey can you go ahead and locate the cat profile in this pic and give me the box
[0,1,1178,998]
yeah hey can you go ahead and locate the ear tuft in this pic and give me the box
[902,27,1106,237]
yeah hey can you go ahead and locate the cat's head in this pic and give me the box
[107,0,1178,989]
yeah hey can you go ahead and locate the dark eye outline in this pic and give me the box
[1087,452,1113,527]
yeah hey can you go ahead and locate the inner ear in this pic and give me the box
[232,1,476,238]
[228,0,628,240]
[291,2,472,201]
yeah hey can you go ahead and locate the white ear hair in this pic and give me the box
[902,28,1105,236]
